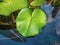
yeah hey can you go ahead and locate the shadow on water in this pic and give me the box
[0,29,26,42]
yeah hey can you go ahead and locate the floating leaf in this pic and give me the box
[0,0,28,16]
[16,8,47,37]
[30,0,45,6]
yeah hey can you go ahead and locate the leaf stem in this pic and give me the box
[49,0,54,5]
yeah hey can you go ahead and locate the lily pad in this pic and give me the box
[30,0,45,6]
[0,0,28,16]
[16,8,47,37]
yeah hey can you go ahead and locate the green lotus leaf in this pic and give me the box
[30,0,45,6]
[0,0,28,16]
[16,8,47,37]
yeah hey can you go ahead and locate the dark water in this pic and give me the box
[0,4,60,45]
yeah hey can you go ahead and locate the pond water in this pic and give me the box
[0,4,60,45]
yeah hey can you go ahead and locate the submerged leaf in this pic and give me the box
[54,0,60,6]
[16,8,47,37]
[30,0,45,6]
[0,0,28,16]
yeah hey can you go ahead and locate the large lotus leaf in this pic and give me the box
[30,0,45,6]
[0,0,28,16]
[16,8,47,37]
